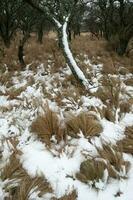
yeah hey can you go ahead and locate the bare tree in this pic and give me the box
[0,0,22,47]
[23,0,89,88]
[84,0,133,55]
[18,4,43,67]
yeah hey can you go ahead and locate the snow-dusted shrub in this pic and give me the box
[66,112,103,139]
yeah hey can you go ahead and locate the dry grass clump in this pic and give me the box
[62,74,81,88]
[31,105,65,145]
[117,126,133,155]
[52,190,77,200]
[77,144,130,189]
[76,159,106,186]
[1,153,22,181]
[6,176,52,200]
[0,72,14,88]
[1,152,52,200]
[102,107,116,122]
[97,76,121,108]
[59,190,77,200]
[97,144,130,179]
[4,86,27,100]
[96,100,132,124]
[0,137,22,181]
[66,112,103,139]
[0,71,34,100]
[94,76,127,122]
[124,78,133,86]
[119,101,132,114]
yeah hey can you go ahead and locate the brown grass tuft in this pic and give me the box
[7,176,52,200]
[124,78,133,86]
[77,144,130,188]
[1,153,22,181]
[96,76,121,108]
[1,151,52,199]
[52,190,77,200]
[119,101,132,114]
[117,126,133,155]
[97,144,130,179]
[31,104,66,145]
[76,159,106,186]
[66,112,103,139]
[0,72,14,88]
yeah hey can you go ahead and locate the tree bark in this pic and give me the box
[37,22,43,44]
[117,39,129,56]
[18,33,29,68]
[3,37,11,48]
[18,40,25,67]
[57,20,89,88]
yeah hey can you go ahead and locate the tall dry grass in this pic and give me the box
[52,190,77,200]
[117,126,133,155]
[76,159,106,186]
[66,112,103,139]
[1,32,132,75]
[96,144,130,179]
[1,152,52,200]
[31,104,66,145]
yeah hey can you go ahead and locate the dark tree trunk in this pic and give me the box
[117,39,129,56]
[73,25,80,39]
[68,28,72,42]
[3,37,10,48]
[18,33,30,68]
[37,22,43,44]
[18,40,25,68]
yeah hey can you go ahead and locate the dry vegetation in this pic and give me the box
[66,112,103,139]
[31,104,66,145]
[77,144,130,189]
[96,144,130,179]
[52,190,77,200]
[31,107,103,145]
[0,139,52,200]
[0,31,133,198]
[76,159,106,186]
[0,32,133,74]
[117,126,133,155]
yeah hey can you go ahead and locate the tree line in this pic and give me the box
[0,0,133,88]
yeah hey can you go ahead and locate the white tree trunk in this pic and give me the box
[58,18,89,89]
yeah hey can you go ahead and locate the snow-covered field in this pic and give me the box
[0,55,133,200]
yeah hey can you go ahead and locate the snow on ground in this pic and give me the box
[0,60,133,200]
